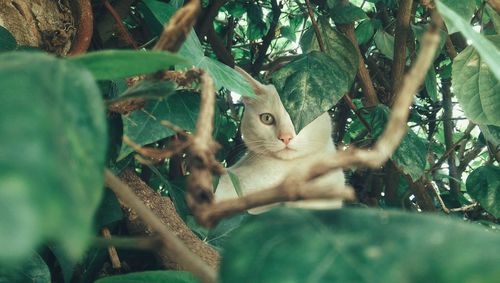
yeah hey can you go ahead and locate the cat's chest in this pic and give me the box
[233,158,295,190]
[215,156,299,201]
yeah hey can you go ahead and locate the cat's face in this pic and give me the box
[236,67,333,160]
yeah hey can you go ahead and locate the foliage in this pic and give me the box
[221,208,500,283]
[0,0,499,282]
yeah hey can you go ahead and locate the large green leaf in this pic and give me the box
[119,91,200,159]
[70,50,186,80]
[438,0,476,33]
[220,208,500,283]
[138,0,255,97]
[365,105,428,181]
[95,271,198,283]
[275,20,356,131]
[177,31,255,97]
[466,165,500,217]
[437,0,500,80]
[0,252,50,283]
[452,35,500,126]
[0,52,107,261]
[300,17,358,69]
[0,26,17,52]
[272,52,349,131]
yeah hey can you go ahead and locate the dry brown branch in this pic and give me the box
[153,0,201,52]
[123,135,190,161]
[337,23,380,106]
[195,23,442,228]
[101,227,122,269]
[390,0,414,105]
[185,71,225,215]
[104,169,217,283]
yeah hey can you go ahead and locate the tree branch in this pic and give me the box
[390,0,414,105]
[153,0,201,52]
[185,71,225,215]
[337,21,380,106]
[104,169,217,283]
[101,0,139,49]
[305,0,325,51]
[196,25,442,227]
[252,0,281,74]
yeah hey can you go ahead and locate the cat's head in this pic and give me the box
[236,67,333,160]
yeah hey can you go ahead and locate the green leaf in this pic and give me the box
[424,67,438,102]
[466,165,500,217]
[95,271,199,283]
[479,124,500,146]
[0,26,17,52]
[437,1,500,80]
[452,35,500,126]
[438,0,476,33]
[228,171,243,197]
[107,80,176,104]
[70,50,187,80]
[0,52,107,261]
[485,4,500,33]
[139,0,255,97]
[300,17,358,66]
[138,0,177,35]
[365,105,428,180]
[331,3,368,24]
[272,52,351,131]
[119,91,200,159]
[355,19,375,45]
[94,189,123,229]
[220,208,500,283]
[275,19,357,131]
[246,2,268,41]
[0,252,50,283]
[224,1,246,18]
[177,31,255,97]
[281,25,297,42]
[374,29,395,59]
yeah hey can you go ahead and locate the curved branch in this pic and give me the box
[197,25,442,227]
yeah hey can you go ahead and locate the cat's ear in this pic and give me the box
[235,66,266,96]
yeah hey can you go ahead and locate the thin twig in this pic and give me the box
[252,0,281,74]
[304,0,325,51]
[101,227,122,269]
[101,0,139,49]
[104,170,217,283]
[336,1,380,106]
[186,71,225,215]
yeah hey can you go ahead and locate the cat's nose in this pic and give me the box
[278,133,293,145]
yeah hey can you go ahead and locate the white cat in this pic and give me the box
[215,67,345,210]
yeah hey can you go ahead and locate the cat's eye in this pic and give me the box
[259,113,275,125]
